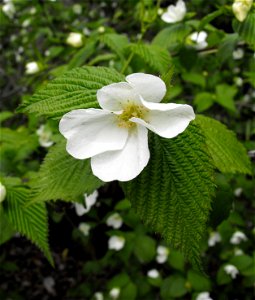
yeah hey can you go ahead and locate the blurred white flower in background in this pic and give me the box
[73,4,82,15]
[30,7,37,15]
[224,264,239,279]
[234,187,243,197]
[0,182,7,203]
[22,19,31,28]
[106,212,123,229]
[196,291,213,300]
[94,292,104,300]
[74,190,99,216]
[25,61,40,75]
[234,248,244,256]
[234,76,243,86]
[108,236,125,251]
[109,287,120,299]
[98,26,105,33]
[43,276,56,295]
[208,231,221,247]
[232,0,253,22]
[147,269,160,278]
[233,48,244,59]
[189,31,208,50]
[230,231,248,244]
[156,245,169,263]
[66,32,83,48]
[2,0,15,19]
[36,125,54,148]
[157,8,164,16]
[83,27,91,36]
[161,0,186,23]
[78,223,91,236]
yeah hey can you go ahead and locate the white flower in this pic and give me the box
[156,245,169,263]
[36,125,54,148]
[109,287,120,299]
[59,73,195,182]
[196,292,213,300]
[0,182,7,203]
[233,48,244,59]
[78,222,91,236]
[232,0,253,22]
[108,236,125,251]
[234,187,243,197]
[94,292,104,300]
[147,269,160,278]
[74,190,98,216]
[234,248,244,256]
[83,27,91,36]
[22,19,30,28]
[161,0,186,23]
[73,4,82,15]
[189,31,208,50]
[30,7,37,15]
[2,0,15,19]
[25,61,40,75]
[106,213,123,229]
[98,26,105,33]
[234,77,243,86]
[66,32,83,48]
[230,231,248,244]
[208,231,221,247]
[224,264,239,279]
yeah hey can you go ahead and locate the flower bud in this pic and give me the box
[232,0,253,22]
[0,182,7,203]
[66,32,83,48]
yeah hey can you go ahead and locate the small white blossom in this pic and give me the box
[106,213,123,229]
[161,0,186,23]
[25,61,40,75]
[22,19,30,28]
[30,7,37,15]
[59,73,195,182]
[233,48,244,59]
[108,236,125,251]
[208,231,221,247]
[156,245,169,263]
[2,0,15,19]
[74,190,98,216]
[78,223,91,236]
[0,182,7,203]
[147,269,160,278]
[232,0,253,22]
[109,287,120,299]
[94,292,104,300]
[189,31,208,50]
[157,8,164,16]
[234,248,244,256]
[73,4,82,15]
[234,187,243,197]
[66,32,83,48]
[196,292,213,300]
[98,26,105,33]
[230,231,248,244]
[234,77,243,86]
[83,27,91,36]
[36,125,54,148]
[43,276,55,295]
[224,264,239,279]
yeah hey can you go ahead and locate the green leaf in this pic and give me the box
[182,72,206,87]
[194,92,214,112]
[122,124,215,268]
[233,12,255,49]
[0,206,15,245]
[133,235,156,263]
[160,275,187,299]
[152,24,191,49]
[195,115,252,174]
[128,43,171,74]
[30,141,102,202]
[168,250,185,271]
[215,84,237,112]
[5,186,53,264]
[187,270,211,291]
[101,33,129,60]
[199,9,224,30]
[217,34,239,63]
[20,66,125,119]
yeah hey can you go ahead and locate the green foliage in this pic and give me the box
[123,124,215,268]
[101,33,129,61]
[30,141,102,202]
[0,206,15,245]
[4,185,53,264]
[233,12,255,49]
[128,43,171,74]
[20,67,125,119]
[160,275,187,299]
[215,84,237,112]
[195,115,252,175]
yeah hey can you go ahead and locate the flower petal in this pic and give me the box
[126,73,166,103]
[91,125,149,182]
[131,102,195,138]
[97,82,141,112]
[161,12,178,23]
[59,109,128,159]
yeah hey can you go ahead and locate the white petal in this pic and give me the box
[131,102,195,138]
[197,31,207,43]
[126,73,166,103]
[59,109,128,159]
[97,82,141,112]
[91,125,150,182]
[161,12,178,23]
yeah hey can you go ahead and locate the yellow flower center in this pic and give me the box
[117,103,148,128]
